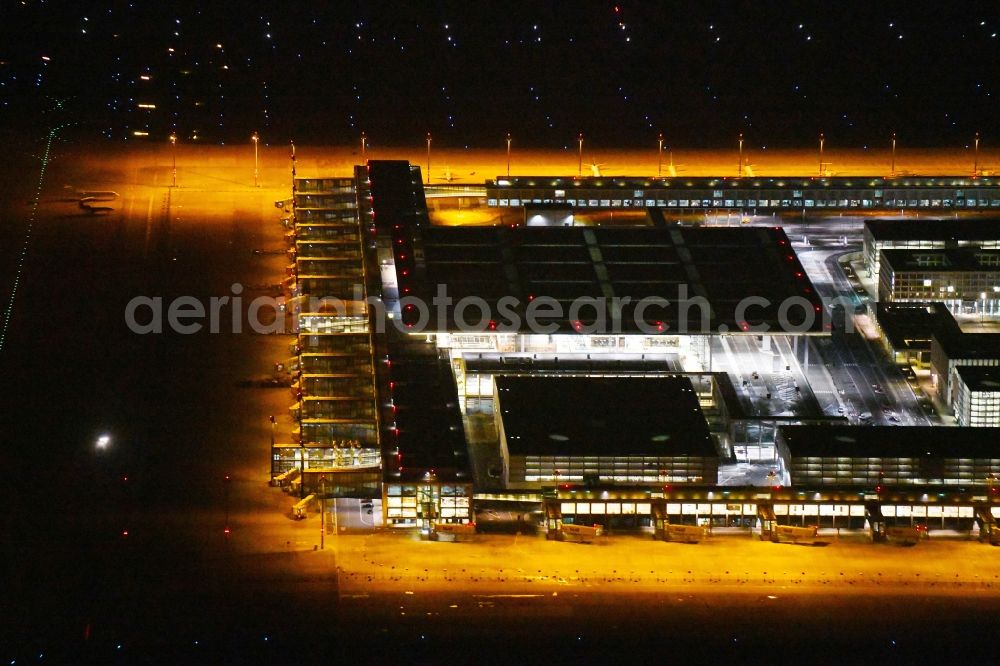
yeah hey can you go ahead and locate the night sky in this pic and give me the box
[1,2,998,148]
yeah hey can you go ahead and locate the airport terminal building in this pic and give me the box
[274,161,1000,536]
[487,176,1000,220]
[272,177,383,498]
[494,375,720,488]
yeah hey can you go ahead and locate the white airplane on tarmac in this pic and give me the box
[666,152,686,177]
[436,167,476,183]
[588,160,608,177]
[64,185,119,201]
[78,197,114,214]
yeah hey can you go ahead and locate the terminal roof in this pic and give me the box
[367,160,429,227]
[409,225,824,334]
[778,425,1000,459]
[495,375,716,457]
[365,160,824,335]
[934,328,1000,361]
[382,345,469,482]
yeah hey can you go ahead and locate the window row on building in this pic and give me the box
[790,458,1000,486]
[489,195,1000,210]
[510,455,717,486]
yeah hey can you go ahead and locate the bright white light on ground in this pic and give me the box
[96,434,111,450]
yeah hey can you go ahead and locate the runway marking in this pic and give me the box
[0,127,59,353]
[474,594,544,599]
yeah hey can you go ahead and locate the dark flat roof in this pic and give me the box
[495,375,716,457]
[367,160,429,228]
[875,302,960,350]
[956,366,1000,392]
[464,357,682,374]
[405,225,824,334]
[381,344,469,482]
[881,248,1000,273]
[778,425,1000,458]
[865,218,1000,242]
[934,329,1000,360]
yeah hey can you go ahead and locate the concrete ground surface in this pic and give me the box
[331,530,1000,593]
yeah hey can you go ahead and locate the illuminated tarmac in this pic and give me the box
[27,141,999,185]
[290,143,998,180]
[327,530,1000,595]
[4,142,1000,661]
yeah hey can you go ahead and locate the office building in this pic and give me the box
[863,217,1000,283]
[953,366,1000,427]
[878,248,1000,313]
[871,301,959,368]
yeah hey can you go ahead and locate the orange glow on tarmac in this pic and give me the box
[73,142,999,187]
[303,145,997,180]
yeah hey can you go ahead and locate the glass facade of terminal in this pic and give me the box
[548,488,996,533]
[271,177,382,495]
[512,455,717,486]
[488,178,1000,215]
[433,332,710,415]
[383,482,474,528]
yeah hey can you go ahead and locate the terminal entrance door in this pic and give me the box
[543,499,562,540]
[417,484,439,533]
[756,503,776,541]
[651,500,668,541]
[865,500,885,542]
